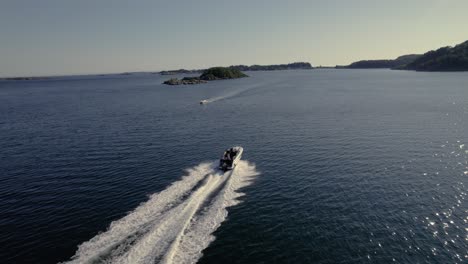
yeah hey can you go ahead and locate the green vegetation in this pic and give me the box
[199,67,248,80]
[401,40,468,71]
[394,54,422,66]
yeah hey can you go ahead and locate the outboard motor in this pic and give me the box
[220,161,228,171]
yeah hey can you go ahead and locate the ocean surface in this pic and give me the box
[0,70,467,264]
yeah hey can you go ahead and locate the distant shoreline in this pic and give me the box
[1,67,465,81]
[2,39,468,80]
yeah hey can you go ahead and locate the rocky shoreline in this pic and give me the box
[163,77,208,85]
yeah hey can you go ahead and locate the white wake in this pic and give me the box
[63,160,259,264]
[199,83,263,104]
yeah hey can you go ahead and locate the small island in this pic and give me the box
[0,76,50,81]
[163,67,248,85]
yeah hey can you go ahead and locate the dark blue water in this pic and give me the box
[1,70,467,263]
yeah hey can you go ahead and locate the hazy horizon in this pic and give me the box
[1,0,467,77]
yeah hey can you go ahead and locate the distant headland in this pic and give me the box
[400,40,468,71]
[337,40,468,71]
[336,54,422,69]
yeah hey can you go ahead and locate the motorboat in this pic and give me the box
[200,100,208,104]
[219,146,243,171]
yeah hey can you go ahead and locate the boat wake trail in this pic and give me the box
[63,160,259,264]
[200,83,263,104]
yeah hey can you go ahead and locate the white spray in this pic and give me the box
[63,160,259,264]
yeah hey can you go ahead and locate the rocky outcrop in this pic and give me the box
[163,77,208,85]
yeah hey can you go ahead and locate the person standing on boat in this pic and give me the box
[225,149,232,166]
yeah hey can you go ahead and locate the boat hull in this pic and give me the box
[219,146,243,171]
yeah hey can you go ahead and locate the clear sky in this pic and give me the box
[1,0,467,77]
